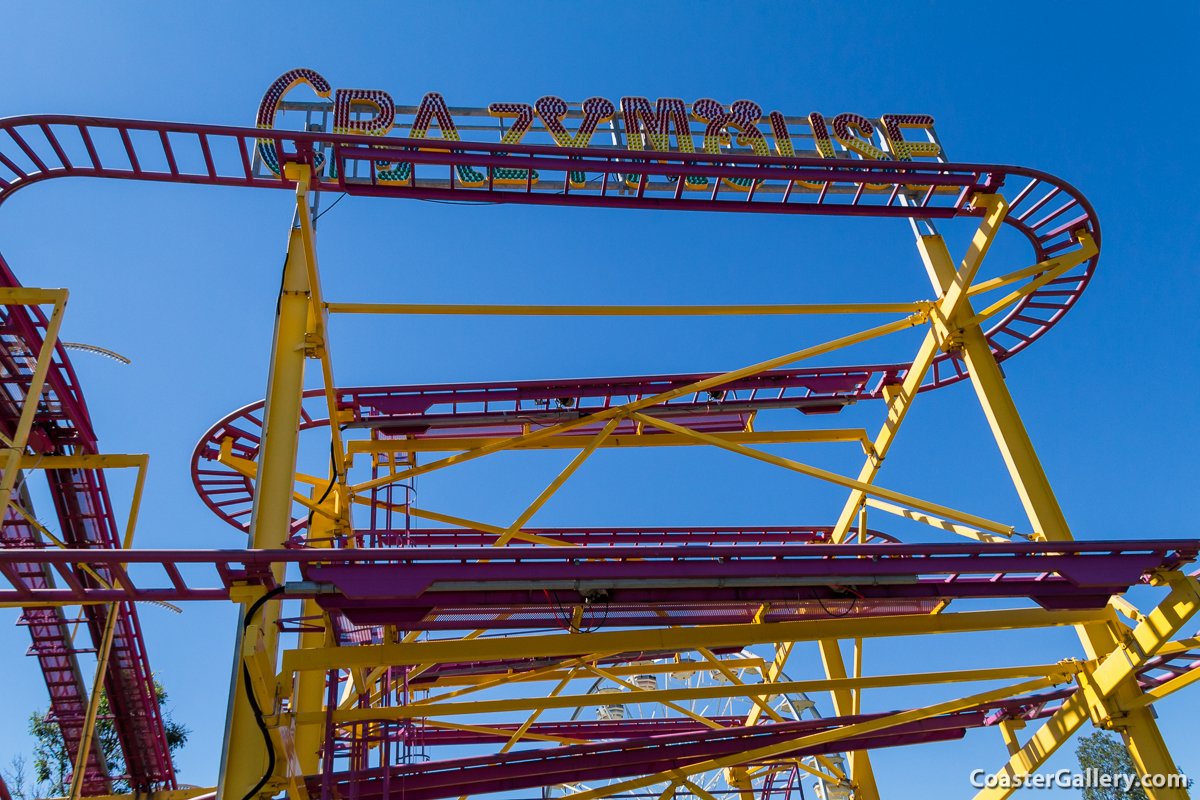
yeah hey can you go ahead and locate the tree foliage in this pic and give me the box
[1076,731,1148,800]
[5,681,188,799]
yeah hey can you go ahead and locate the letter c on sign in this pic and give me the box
[970,770,986,788]
[255,68,332,176]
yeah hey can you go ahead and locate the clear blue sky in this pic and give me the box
[1,2,1198,797]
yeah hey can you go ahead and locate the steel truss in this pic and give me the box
[0,97,1195,800]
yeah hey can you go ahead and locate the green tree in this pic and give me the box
[1076,731,1148,800]
[3,755,31,800]
[24,681,188,798]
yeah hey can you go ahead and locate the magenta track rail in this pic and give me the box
[193,367,913,533]
[0,257,175,792]
[2,540,1193,619]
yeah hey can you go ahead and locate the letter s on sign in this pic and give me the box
[255,68,332,177]
[831,112,889,190]
[691,98,769,191]
[831,113,888,161]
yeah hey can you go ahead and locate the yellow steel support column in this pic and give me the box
[218,166,317,800]
[913,213,1189,798]
[818,640,880,800]
[68,602,119,800]
[974,575,1198,800]
[0,288,68,521]
[291,480,337,776]
[914,229,1069,542]
[830,195,1009,542]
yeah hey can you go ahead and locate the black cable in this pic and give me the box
[810,587,858,618]
[305,441,338,538]
[239,585,286,800]
[313,192,347,221]
[417,199,502,206]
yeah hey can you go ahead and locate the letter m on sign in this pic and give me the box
[619,97,706,189]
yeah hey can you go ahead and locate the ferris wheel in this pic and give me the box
[546,650,854,800]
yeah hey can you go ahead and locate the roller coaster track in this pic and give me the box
[0,112,1109,797]
[2,544,1197,797]
[2,541,1196,618]
[0,255,175,792]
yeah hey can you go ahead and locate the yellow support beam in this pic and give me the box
[631,411,1015,536]
[966,245,1095,297]
[289,654,1090,722]
[972,575,1199,800]
[419,718,586,747]
[294,170,346,481]
[69,602,120,800]
[963,238,1097,327]
[347,428,871,455]
[315,659,1081,723]
[864,497,1013,543]
[404,506,574,547]
[349,313,926,495]
[818,639,880,800]
[0,287,68,524]
[281,607,1108,681]
[20,454,150,551]
[828,194,1010,543]
[495,417,620,547]
[695,646,784,724]
[325,301,928,316]
[580,661,725,731]
[219,167,315,800]
[416,657,769,688]
[498,669,582,753]
[563,675,1067,800]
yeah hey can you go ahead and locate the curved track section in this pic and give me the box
[0,114,1098,389]
[0,256,175,792]
[192,367,907,534]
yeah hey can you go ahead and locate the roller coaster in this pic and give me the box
[0,70,1197,800]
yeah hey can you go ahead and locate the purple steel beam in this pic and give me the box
[306,541,1190,627]
[0,541,1193,611]
[347,525,898,549]
[321,713,974,800]
[369,646,749,686]
[322,723,969,800]
[394,716,751,745]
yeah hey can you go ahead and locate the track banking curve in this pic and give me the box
[0,113,1104,796]
[0,253,176,792]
